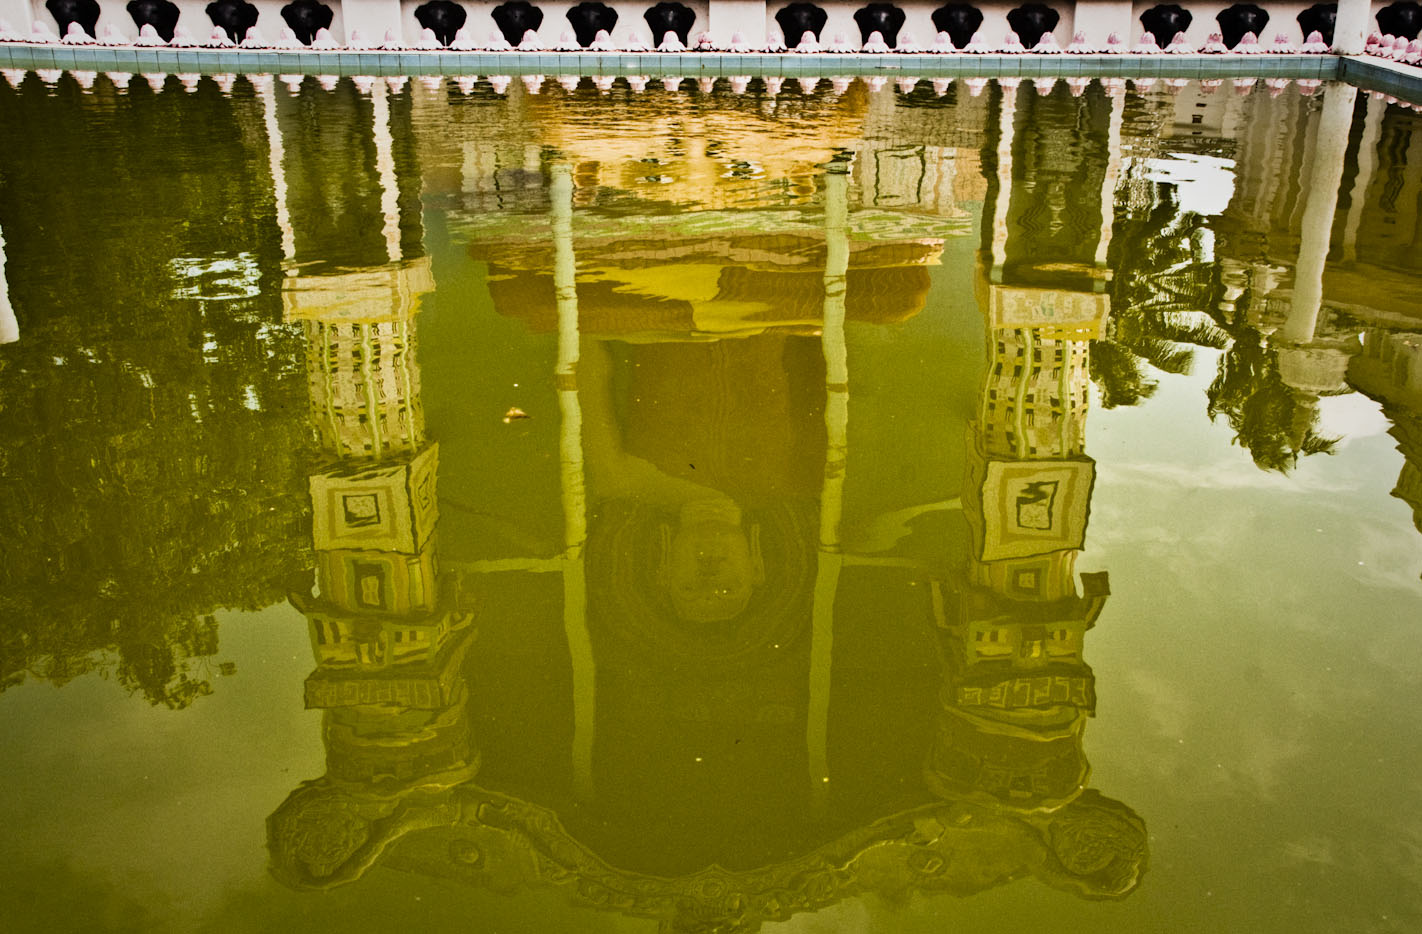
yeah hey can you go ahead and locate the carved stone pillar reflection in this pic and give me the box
[270,198,475,889]
[929,256,1111,815]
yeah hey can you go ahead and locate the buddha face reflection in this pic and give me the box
[660,500,765,622]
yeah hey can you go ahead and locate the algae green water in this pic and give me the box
[0,73,1420,933]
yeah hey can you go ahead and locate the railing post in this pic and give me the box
[340,0,406,44]
[0,0,33,34]
[1333,0,1371,54]
[1072,0,1135,47]
[709,0,767,48]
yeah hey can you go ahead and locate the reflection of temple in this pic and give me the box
[1152,84,1422,463]
[1315,95,1422,537]
[268,77,478,887]
[265,79,1146,929]
[443,82,977,341]
[276,308,480,881]
[1349,330,1422,546]
[933,82,1118,829]
[940,304,1112,816]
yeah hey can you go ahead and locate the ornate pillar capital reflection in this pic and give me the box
[269,110,477,886]
[921,213,1142,887]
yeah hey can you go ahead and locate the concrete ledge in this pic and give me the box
[0,43,1349,80]
[1339,54,1422,100]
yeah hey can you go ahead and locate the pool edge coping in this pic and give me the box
[0,44,1344,77]
[5,44,1422,101]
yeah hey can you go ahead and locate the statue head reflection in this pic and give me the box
[659,499,765,623]
[588,495,814,664]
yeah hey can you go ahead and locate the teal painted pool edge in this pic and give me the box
[0,44,1347,81]
[1339,55,1422,100]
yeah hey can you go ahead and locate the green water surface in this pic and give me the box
[0,72,1419,934]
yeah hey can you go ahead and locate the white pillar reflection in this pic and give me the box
[259,79,295,262]
[809,164,850,802]
[1284,83,1358,344]
[372,81,403,265]
[0,225,16,345]
[991,82,1019,279]
[460,141,483,196]
[1095,88,1123,269]
[552,164,595,804]
[1343,94,1385,263]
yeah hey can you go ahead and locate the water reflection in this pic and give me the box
[0,72,310,705]
[1,71,1421,930]
[263,82,1150,928]
[1351,330,1422,536]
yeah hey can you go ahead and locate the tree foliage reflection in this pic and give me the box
[0,74,311,707]
[1099,172,1334,472]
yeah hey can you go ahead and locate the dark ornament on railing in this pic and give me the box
[932,3,982,49]
[567,1,617,46]
[1139,4,1191,43]
[492,0,543,46]
[1377,0,1422,39]
[46,0,100,37]
[128,0,179,41]
[281,0,333,45]
[854,3,905,46]
[775,2,828,42]
[206,0,256,43]
[1296,2,1335,44]
[1007,3,1059,49]
[1216,3,1269,48]
[415,0,466,46]
[644,2,695,45]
